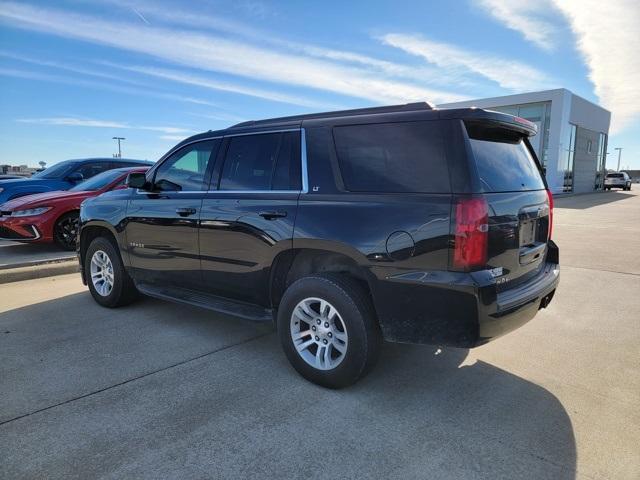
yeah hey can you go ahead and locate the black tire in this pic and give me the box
[53,211,79,250]
[277,273,381,389]
[84,236,139,308]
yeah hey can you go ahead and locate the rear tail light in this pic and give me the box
[546,189,554,240]
[452,197,488,271]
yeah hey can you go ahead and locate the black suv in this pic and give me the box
[78,103,559,388]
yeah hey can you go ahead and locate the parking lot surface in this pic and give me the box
[0,239,75,269]
[1,190,639,479]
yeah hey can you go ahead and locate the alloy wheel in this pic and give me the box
[290,297,348,370]
[56,215,78,249]
[90,250,114,296]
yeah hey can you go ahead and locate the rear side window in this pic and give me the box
[466,122,545,192]
[219,131,301,191]
[333,121,450,193]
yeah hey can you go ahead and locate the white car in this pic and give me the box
[604,172,632,191]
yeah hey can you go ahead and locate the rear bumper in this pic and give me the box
[371,241,560,348]
[475,261,558,345]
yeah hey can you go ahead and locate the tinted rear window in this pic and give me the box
[333,121,449,193]
[466,122,545,192]
[607,173,623,178]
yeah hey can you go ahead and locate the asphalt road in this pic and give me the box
[1,190,639,479]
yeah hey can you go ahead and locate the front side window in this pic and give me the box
[219,131,301,191]
[154,141,217,191]
[333,121,450,193]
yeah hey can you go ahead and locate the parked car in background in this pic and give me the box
[604,172,632,190]
[0,158,152,203]
[0,166,149,249]
[78,102,559,388]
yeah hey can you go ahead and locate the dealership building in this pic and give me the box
[439,88,611,195]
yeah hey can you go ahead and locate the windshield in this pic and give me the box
[70,169,124,191]
[32,161,76,179]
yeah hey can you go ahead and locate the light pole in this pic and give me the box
[614,147,623,172]
[112,137,125,158]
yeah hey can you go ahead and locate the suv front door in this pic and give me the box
[199,130,302,306]
[125,140,219,288]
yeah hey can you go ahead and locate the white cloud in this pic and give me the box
[0,1,467,105]
[475,0,561,51]
[98,61,336,109]
[16,117,193,134]
[381,33,553,92]
[0,50,147,87]
[474,0,640,133]
[159,134,188,141]
[102,0,464,87]
[0,66,221,108]
[552,0,640,133]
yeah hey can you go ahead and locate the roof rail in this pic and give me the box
[230,102,433,128]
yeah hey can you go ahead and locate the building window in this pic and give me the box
[587,139,593,154]
[561,124,577,192]
[493,102,551,170]
[595,132,607,190]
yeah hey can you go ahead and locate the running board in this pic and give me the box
[136,283,274,322]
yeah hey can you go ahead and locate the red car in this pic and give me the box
[0,166,149,250]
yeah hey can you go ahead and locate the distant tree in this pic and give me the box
[38,161,46,169]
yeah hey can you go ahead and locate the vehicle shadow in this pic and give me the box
[350,342,577,478]
[554,190,635,209]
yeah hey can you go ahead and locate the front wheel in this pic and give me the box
[53,211,79,250]
[277,274,381,389]
[84,236,138,308]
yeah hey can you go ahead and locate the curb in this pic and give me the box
[0,258,79,284]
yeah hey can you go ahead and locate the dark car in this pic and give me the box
[0,158,152,203]
[78,102,559,388]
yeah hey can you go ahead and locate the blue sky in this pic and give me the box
[1,0,639,169]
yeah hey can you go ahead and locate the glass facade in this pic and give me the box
[595,132,607,190]
[560,124,577,192]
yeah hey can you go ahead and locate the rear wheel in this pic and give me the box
[84,236,138,307]
[277,274,381,388]
[53,211,79,250]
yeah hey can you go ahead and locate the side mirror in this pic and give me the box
[126,172,149,189]
[67,172,84,183]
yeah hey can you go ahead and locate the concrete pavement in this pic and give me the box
[0,239,75,269]
[1,190,639,479]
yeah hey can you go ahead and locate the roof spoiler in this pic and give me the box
[440,108,538,136]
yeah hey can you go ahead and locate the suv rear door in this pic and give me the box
[198,129,302,306]
[463,120,551,290]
